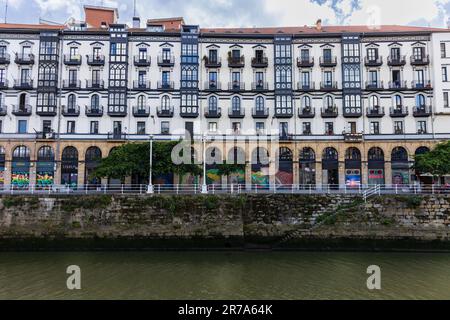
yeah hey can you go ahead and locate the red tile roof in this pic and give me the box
[201,25,448,35]
[0,23,65,30]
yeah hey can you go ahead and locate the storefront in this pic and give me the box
[251,147,270,188]
[322,147,339,189]
[299,147,316,188]
[391,147,410,185]
[345,147,361,188]
[36,146,55,188]
[11,146,30,189]
[227,147,245,186]
[276,147,293,187]
[61,146,79,188]
[84,146,102,187]
[368,147,385,186]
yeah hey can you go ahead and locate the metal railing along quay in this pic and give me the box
[0,184,448,196]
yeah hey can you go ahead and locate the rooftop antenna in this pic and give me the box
[133,0,136,17]
[4,0,8,23]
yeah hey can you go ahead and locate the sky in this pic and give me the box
[2,0,450,28]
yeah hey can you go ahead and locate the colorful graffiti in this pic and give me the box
[368,169,385,185]
[392,170,410,185]
[345,169,361,187]
[0,170,4,187]
[228,169,245,185]
[36,172,54,187]
[179,173,200,185]
[275,170,293,186]
[251,169,269,187]
[206,168,221,185]
[12,172,30,188]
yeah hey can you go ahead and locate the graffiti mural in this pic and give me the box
[36,172,54,187]
[228,168,245,185]
[206,168,221,185]
[12,172,30,188]
[251,167,269,188]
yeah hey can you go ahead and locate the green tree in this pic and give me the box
[414,141,450,178]
[92,141,201,182]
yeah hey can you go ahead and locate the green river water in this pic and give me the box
[0,251,449,300]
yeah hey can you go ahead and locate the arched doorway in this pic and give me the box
[12,145,30,188]
[36,146,55,188]
[368,147,385,185]
[276,147,293,187]
[299,147,316,187]
[345,147,361,187]
[61,146,78,188]
[227,147,246,186]
[205,147,222,186]
[0,147,5,188]
[415,146,431,184]
[322,147,339,189]
[391,147,410,185]
[85,146,102,186]
[251,147,269,188]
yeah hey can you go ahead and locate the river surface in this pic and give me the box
[0,251,449,300]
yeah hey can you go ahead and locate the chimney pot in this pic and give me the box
[133,16,141,28]
[316,19,322,31]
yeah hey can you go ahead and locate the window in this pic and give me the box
[343,43,359,57]
[43,120,52,133]
[444,92,449,108]
[255,96,265,111]
[255,122,265,134]
[138,48,147,60]
[209,72,217,87]
[68,69,78,84]
[18,120,27,133]
[394,121,404,134]
[370,122,380,135]
[325,122,334,135]
[369,70,378,85]
[275,66,291,84]
[93,47,101,58]
[416,94,426,107]
[67,121,76,134]
[279,122,288,137]
[413,47,424,60]
[208,96,218,112]
[323,71,333,85]
[232,122,241,134]
[417,121,427,134]
[0,68,5,83]
[441,43,447,58]
[302,122,311,135]
[90,121,99,134]
[137,122,146,135]
[367,48,378,61]
[442,67,448,82]
[275,45,291,58]
[138,70,147,86]
[208,49,218,62]
[0,120,2,133]
[69,47,79,59]
[232,96,241,112]
[301,71,310,86]
[323,48,332,61]
[300,49,310,61]
[391,47,400,60]
[208,122,217,132]
[161,121,170,134]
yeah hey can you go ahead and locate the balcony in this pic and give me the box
[157,55,175,67]
[251,81,269,91]
[0,53,10,64]
[388,80,408,90]
[107,132,127,141]
[204,107,222,118]
[228,81,245,91]
[86,80,105,90]
[390,106,409,118]
[62,80,81,90]
[252,107,269,119]
[387,55,406,66]
[365,81,384,90]
[343,131,363,143]
[36,131,55,140]
[413,105,432,117]
[157,81,174,90]
[204,81,222,91]
[12,104,32,116]
[107,105,127,117]
[62,105,80,117]
[0,79,8,89]
[85,105,104,117]
[297,57,314,68]
[297,81,315,91]
[86,55,105,66]
[228,55,245,68]
[319,56,337,67]
[204,57,222,68]
[133,105,150,117]
[251,56,268,68]
[15,53,35,65]
[320,81,338,91]
[36,105,57,116]
[298,107,315,118]
[279,134,293,141]
[157,106,174,118]
[411,80,432,90]
[364,56,383,67]
[133,80,151,90]
[321,106,338,118]
[228,108,245,119]
[133,55,151,67]
[13,79,33,90]
[366,106,385,118]
[410,55,430,66]
[180,106,199,118]
[63,54,82,65]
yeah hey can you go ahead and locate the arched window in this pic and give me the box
[68,94,76,108]
[302,96,311,108]
[232,96,241,111]
[19,93,27,108]
[61,146,79,187]
[395,95,402,107]
[368,147,384,161]
[252,147,269,165]
[85,146,102,162]
[208,96,218,112]
[369,95,379,108]
[227,147,245,165]
[300,147,315,161]
[37,146,54,161]
[391,147,408,162]
[161,95,170,109]
[416,94,426,107]
[279,147,293,162]
[205,147,222,165]
[415,146,430,155]
[91,94,100,108]
[13,145,30,160]
[255,96,264,111]
[62,146,78,161]
[345,147,361,161]
[137,95,145,108]
[323,147,338,161]
[324,96,333,108]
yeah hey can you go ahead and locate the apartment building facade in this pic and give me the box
[0,6,449,188]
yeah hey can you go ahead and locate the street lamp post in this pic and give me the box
[201,134,208,194]
[147,134,154,194]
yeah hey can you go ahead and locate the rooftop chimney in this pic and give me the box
[133,16,141,28]
[316,19,322,31]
